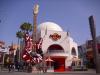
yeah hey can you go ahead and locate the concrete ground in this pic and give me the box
[0,68,99,75]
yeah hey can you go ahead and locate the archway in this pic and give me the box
[47,44,64,53]
[47,44,65,72]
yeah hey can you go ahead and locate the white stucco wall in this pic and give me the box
[40,29,78,68]
[41,29,71,54]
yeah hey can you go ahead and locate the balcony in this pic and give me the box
[47,50,64,53]
[47,50,68,57]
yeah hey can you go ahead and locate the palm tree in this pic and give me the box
[16,31,24,62]
[18,22,32,61]
[20,22,32,33]
[19,22,32,54]
[16,31,24,44]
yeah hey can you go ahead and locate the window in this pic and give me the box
[71,47,76,55]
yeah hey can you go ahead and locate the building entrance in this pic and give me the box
[52,57,65,72]
[47,44,65,72]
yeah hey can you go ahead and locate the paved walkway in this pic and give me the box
[63,69,96,74]
[0,68,99,75]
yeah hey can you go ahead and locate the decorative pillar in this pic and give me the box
[89,15,100,73]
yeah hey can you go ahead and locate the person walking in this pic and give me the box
[7,57,13,72]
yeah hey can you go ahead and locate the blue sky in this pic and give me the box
[0,0,100,46]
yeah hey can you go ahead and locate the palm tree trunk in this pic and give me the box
[18,38,20,62]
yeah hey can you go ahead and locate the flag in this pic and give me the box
[22,33,33,62]
[22,33,43,63]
